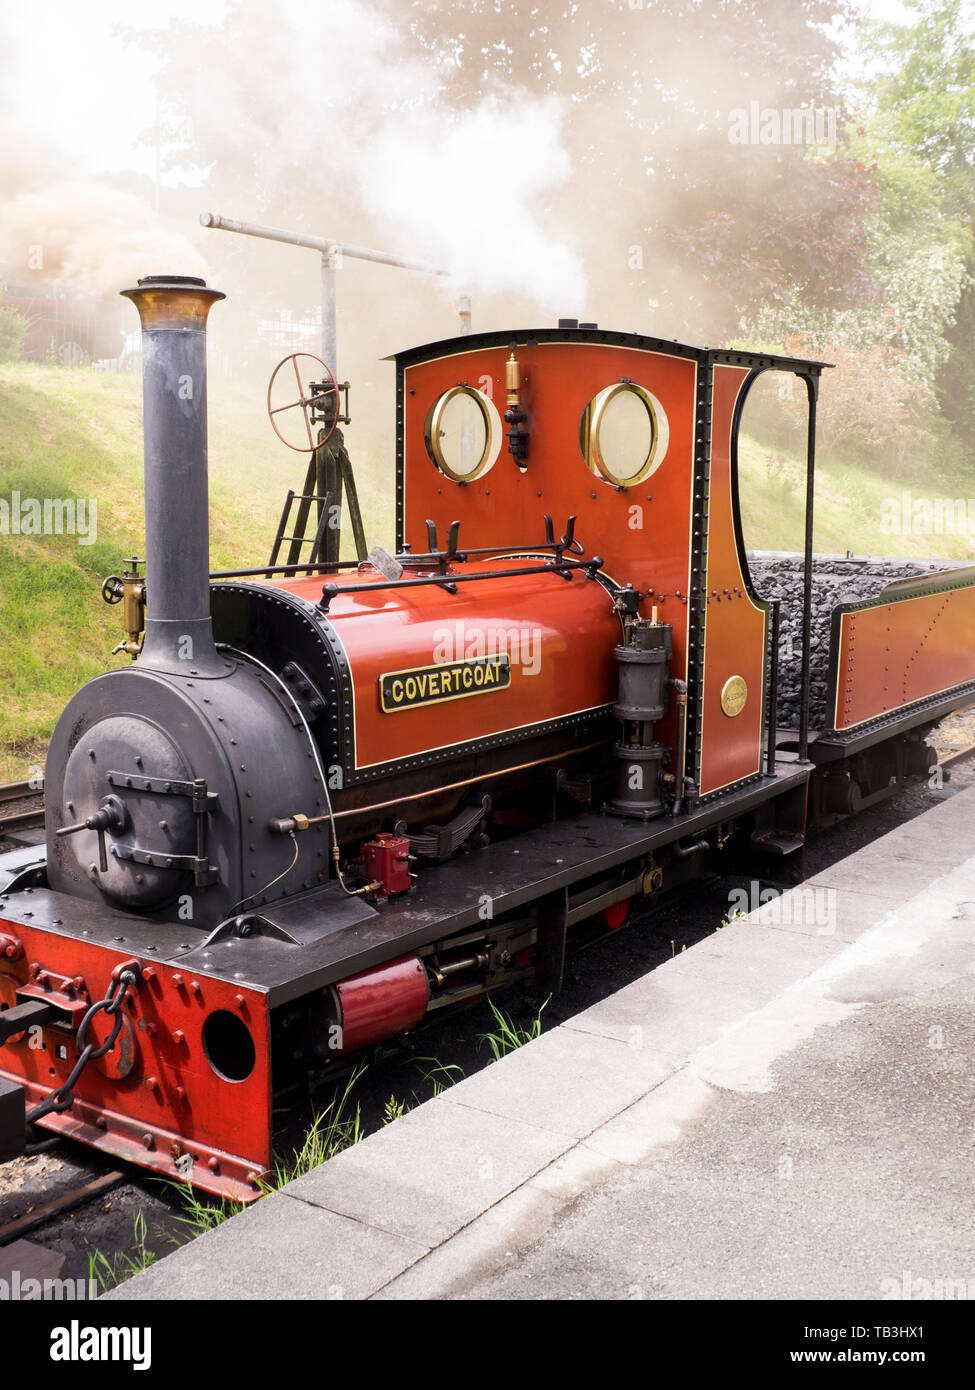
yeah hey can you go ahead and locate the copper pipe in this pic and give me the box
[272,740,609,831]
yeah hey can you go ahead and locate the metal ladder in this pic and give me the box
[267,427,367,573]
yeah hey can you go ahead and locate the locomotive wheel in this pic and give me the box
[600,898,631,930]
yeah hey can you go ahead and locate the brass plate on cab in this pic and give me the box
[380,654,511,713]
[720,675,748,718]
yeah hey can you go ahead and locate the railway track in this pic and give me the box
[0,780,40,803]
[0,779,45,838]
[0,1171,124,1245]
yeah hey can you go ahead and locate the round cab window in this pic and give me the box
[425,386,502,482]
[580,382,668,487]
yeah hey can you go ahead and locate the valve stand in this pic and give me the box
[265,352,366,566]
[101,557,146,658]
[266,352,349,453]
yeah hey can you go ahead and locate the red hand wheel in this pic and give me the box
[267,352,340,452]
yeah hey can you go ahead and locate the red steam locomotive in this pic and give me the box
[1,276,973,1199]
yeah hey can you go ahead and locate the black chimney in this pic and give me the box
[121,276,230,677]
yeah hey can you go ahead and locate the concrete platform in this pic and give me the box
[108,785,975,1301]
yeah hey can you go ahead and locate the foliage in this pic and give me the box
[476,996,549,1061]
[383,1095,409,1124]
[259,1066,366,1192]
[88,1211,156,1293]
[167,1185,246,1242]
[855,0,975,443]
[866,0,975,198]
[411,1057,465,1096]
[0,307,28,363]
[734,115,972,472]
[740,136,969,379]
[130,0,877,341]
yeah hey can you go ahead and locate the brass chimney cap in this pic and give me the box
[121,276,225,330]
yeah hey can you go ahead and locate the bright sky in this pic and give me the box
[4,1,228,181]
[3,0,932,187]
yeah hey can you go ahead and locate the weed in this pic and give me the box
[260,1065,366,1192]
[412,1056,465,1096]
[383,1095,409,1125]
[88,1210,156,1293]
[168,1185,247,1243]
[476,996,549,1061]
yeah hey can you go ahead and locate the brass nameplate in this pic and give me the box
[380,655,511,713]
[720,675,748,718]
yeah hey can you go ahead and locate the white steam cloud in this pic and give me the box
[0,178,207,298]
[356,95,586,312]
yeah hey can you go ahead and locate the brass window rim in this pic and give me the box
[425,385,497,482]
[583,381,662,487]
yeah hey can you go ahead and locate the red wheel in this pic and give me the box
[267,352,339,452]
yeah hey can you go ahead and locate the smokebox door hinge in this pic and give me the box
[106,772,220,813]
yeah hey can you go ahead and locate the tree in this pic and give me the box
[129,0,878,341]
[863,0,975,443]
[382,0,878,336]
[0,305,27,363]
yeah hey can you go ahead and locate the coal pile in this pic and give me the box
[746,554,957,730]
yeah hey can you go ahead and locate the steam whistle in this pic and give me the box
[504,351,530,467]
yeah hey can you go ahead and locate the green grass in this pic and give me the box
[738,431,975,561]
[411,1056,466,1095]
[476,996,549,1060]
[87,1210,157,1293]
[87,998,549,1288]
[258,1066,367,1193]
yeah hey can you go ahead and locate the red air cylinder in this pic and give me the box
[333,954,429,1052]
[364,833,412,896]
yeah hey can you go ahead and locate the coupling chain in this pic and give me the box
[25,963,141,1124]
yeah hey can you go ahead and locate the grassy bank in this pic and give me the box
[0,363,391,780]
[738,434,975,560]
